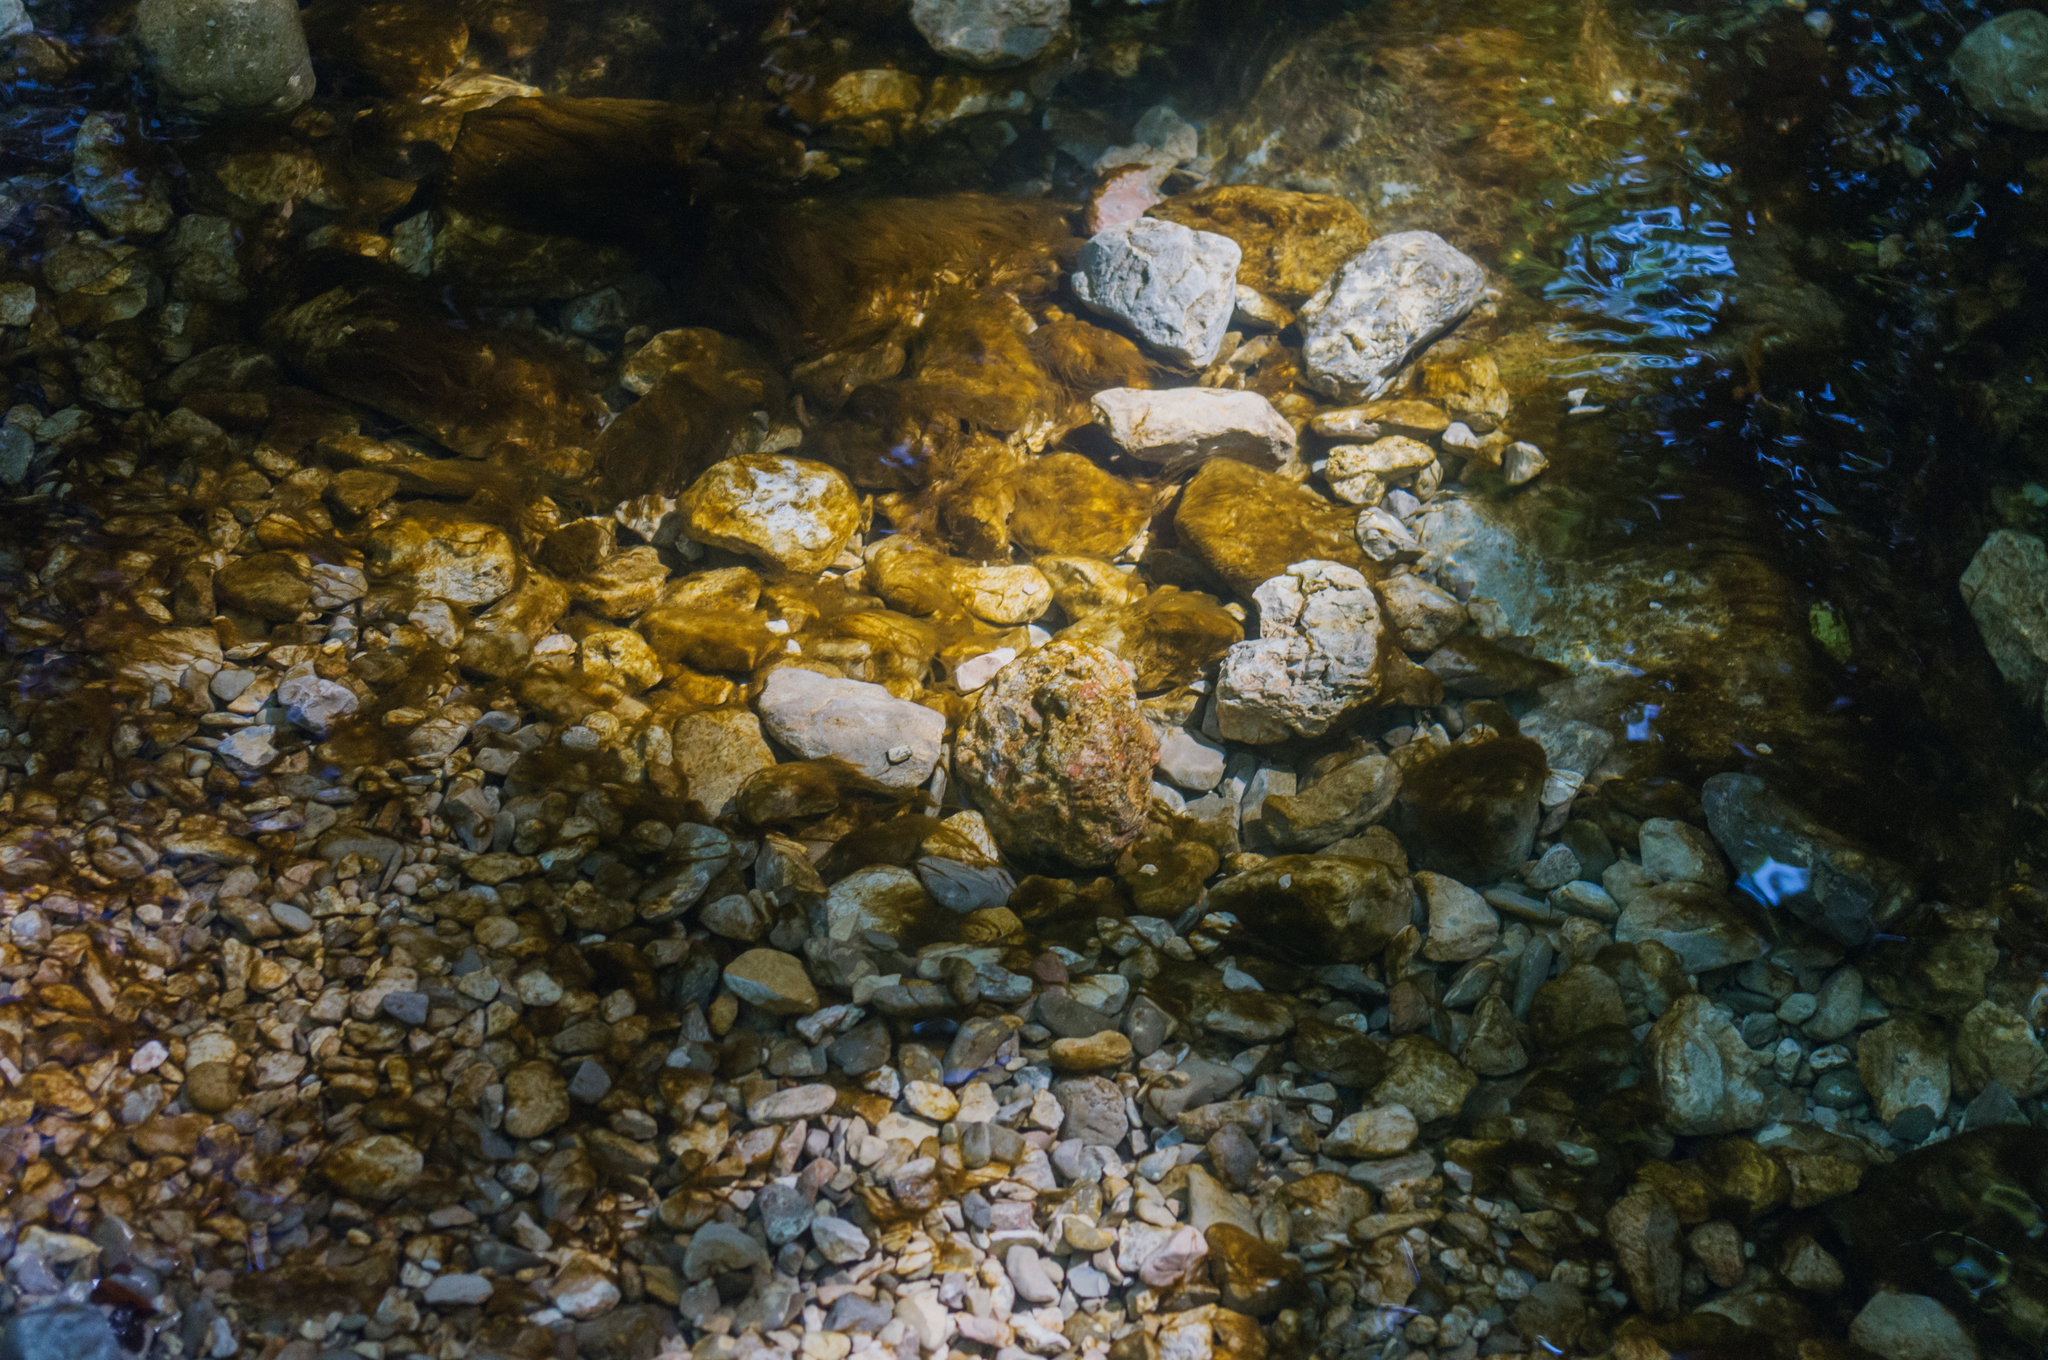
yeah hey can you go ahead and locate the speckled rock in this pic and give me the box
[320,1134,424,1200]
[955,640,1158,866]
[1072,218,1240,368]
[680,455,859,574]
[365,514,518,608]
[1954,11,2048,131]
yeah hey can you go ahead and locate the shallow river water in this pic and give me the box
[6,1,2048,1359]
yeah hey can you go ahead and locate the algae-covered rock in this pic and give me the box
[1175,458,1372,598]
[1057,587,1242,692]
[1148,186,1375,306]
[1391,733,1545,883]
[680,455,859,575]
[1205,855,1410,964]
[1010,452,1154,558]
[1954,11,2048,130]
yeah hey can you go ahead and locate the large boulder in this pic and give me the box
[1298,232,1486,401]
[1072,218,1240,368]
[954,640,1158,866]
[1953,11,2048,130]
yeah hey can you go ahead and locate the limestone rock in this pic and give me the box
[320,1134,424,1200]
[758,668,946,790]
[1255,751,1399,849]
[1299,232,1487,401]
[1072,218,1240,368]
[911,0,1069,68]
[1091,387,1298,476]
[954,640,1158,866]
[1375,573,1466,652]
[1954,11,2048,130]
[680,455,859,574]
[1952,1000,2048,1098]
[1216,560,1391,742]
[1322,1104,1418,1158]
[365,514,518,608]
[135,0,315,118]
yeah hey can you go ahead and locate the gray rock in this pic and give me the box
[1702,772,1914,947]
[0,1305,121,1360]
[1072,219,1241,368]
[423,1273,495,1306]
[379,990,429,1026]
[278,673,359,736]
[758,667,946,790]
[1091,387,1297,475]
[1644,994,1771,1135]
[1004,1244,1059,1304]
[134,0,315,118]
[824,1292,891,1331]
[1055,1075,1128,1147]
[1157,728,1228,792]
[1960,1080,2025,1130]
[1637,817,1729,890]
[1848,1292,1978,1360]
[1298,232,1487,401]
[911,0,1069,68]
[1954,11,2048,130]
[0,0,28,40]
[1417,871,1500,962]
[756,1183,813,1246]
[1811,1068,1866,1109]
[567,1059,612,1103]
[1216,560,1390,742]
[683,1223,768,1281]
[1376,574,1466,653]
[1806,966,1864,1042]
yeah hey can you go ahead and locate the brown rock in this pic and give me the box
[321,1134,425,1200]
[1607,1186,1682,1318]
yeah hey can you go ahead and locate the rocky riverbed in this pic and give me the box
[4,3,2048,1360]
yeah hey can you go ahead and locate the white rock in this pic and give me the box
[1503,441,1549,485]
[1417,872,1500,961]
[810,1214,871,1264]
[1376,574,1467,653]
[1072,218,1241,368]
[216,724,279,770]
[911,0,1069,68]
[1215,560,1389,742]
[1299,232,1487,401]
[1091,387,1297,475]
[1355,506,1421,563]
[758,667,946,789]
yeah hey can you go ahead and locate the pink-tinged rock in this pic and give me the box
[1140,1224,1209,1286]
[1087,165,1168,235]
[954,640,1159,867]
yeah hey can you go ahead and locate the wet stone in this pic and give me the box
[1299,232,1487,402]
[1216,560,1391,742]
[1092,387,1298,476]
[0,1305,122,1360]
[912,0,1069,68]
[1072,218,1240,368]
[757,668,946,791]
[135,0,315,118]
[1953,12,2048,130]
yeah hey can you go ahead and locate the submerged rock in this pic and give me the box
[954,640,1158,866]
[1953,10,2048,130]
[1206,855,1411,964]
[1215,560,1391,742]
[912,0,1069,68]
[757,668,946,790]
[1299,232,1487,402]
[1148,186,1376,306]
[681,455,859,575]
[1391,735,1545,883]
[1091,388,1298,476]
[1072,218,1240,368]
[1701,773,1914,947]
[1848,1293,1978,1360]
[135,0,316,118]
[1175,459,1373,597]
[1645,994,1772,1135]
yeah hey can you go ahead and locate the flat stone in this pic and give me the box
[423,1273,495,1306]
[758,668,946,790]
[1323,1104,1418,1158]
[725,949,821,1016]
[1091,387,1297,476]
[1849,1292,1978,1360]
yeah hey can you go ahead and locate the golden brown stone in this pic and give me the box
[1149,186,1374,304]
[1059,587,1242,691]
[1174,458,1373,598]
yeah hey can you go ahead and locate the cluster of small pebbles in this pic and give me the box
[0,5,2039,1360]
